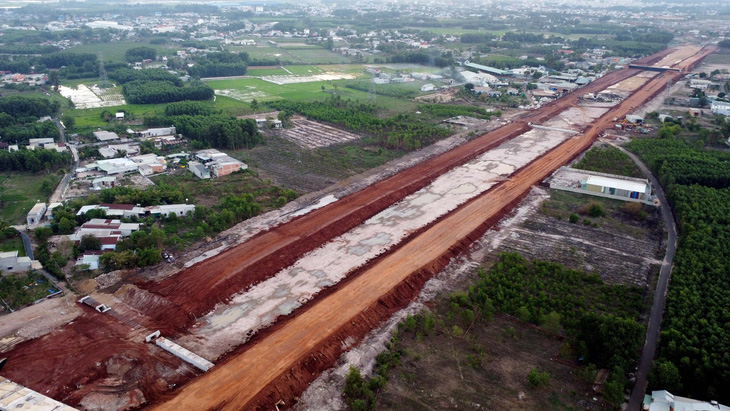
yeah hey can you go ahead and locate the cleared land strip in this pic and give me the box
[155,46,711,411]
[139,66,639,331]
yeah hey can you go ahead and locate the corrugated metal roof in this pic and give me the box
[586,175,647,193]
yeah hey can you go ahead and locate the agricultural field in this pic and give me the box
[61,95,251,130]
[209,77,416,113]
[0,174,59,224]
[67,41,178,62]
[227,43,352,64]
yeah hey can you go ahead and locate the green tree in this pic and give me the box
[34,226,53,242]
[62,114,75,129]
[57,217,75,234]
[79,234,101,251]
[250,99,258,112]
[649,360,682,392]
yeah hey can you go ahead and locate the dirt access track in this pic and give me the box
[153,46,714,410]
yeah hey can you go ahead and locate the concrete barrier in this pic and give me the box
[146,332,213,372]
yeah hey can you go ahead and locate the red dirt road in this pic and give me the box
[140,65,640,331]
[154,46,715,411]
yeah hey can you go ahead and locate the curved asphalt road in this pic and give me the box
[612,143,678,410]
[18,230,33,260]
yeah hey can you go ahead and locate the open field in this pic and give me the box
[227,44,352,64]
[62,95,250,129]
[209,77,416,112]
[0,236,25,256]
[0,174,57,224]
[68,41,178,62]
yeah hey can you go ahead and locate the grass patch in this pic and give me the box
[67,41,177,63]
[150,168,293,211]
[573,145,644,178]
[207,77,416,113]
[0,173,59,224]
[0,236,25,256]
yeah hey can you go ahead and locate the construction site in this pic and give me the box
[0,45,714,411]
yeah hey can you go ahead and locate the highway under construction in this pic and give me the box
[0,45,714,411]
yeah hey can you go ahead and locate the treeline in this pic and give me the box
[146,102,262,149]
[0,95,60,145]
[0,44,60,54]
[0,148,71,172]
[188,52,249,78]
[386,50,454,68]
[0,120,60,145]
[164,100,215,117]
[625,139,730,403]
[0,95,59,118]
[627,139,730,189]
[125,46,157,63]
[122,80,214,104]
[110,67,183,85]
[417,104,501,120]
[111,68,214,104]
[269,97,453,151]
[0,51,126,79]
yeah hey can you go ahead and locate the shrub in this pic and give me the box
[569,213,579,223]
[527,368,550,387]
[579,202,606,218]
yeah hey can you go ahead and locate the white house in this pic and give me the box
[93,130,120,142]
[421,83,436,92]
[188,161,211,179]
[647,390,729,411]
[27,203,47,227]
[711,101,730,116]
[0,251,33,273]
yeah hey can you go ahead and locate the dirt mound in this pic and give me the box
[77,279,98,295]
[1,313,198,409]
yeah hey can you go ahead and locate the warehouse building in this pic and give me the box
[548,167,653,204]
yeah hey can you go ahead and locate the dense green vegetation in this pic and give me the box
[0,95,61,145]
[573,145,643,178]
[0,95,59,118]
[125,46,157,63]
[146,103,262,149]
[188,52,249,78]
[627,139,730,189]
[0,271,56,310]
[0,148,71,172]
[461,253,644,372]
[111,68,215,104]
[269,96,453,151]
[626,138,730,402]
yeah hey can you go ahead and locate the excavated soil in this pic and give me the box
[1,46,714,411]
[155,46,715,410]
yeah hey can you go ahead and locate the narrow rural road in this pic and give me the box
[613,143,678,410]
[18,230,33,260]
[49,120,79,204]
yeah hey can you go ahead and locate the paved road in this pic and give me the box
[49,120,79,203]
[613,144,678,410]
[18,230,33,260]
